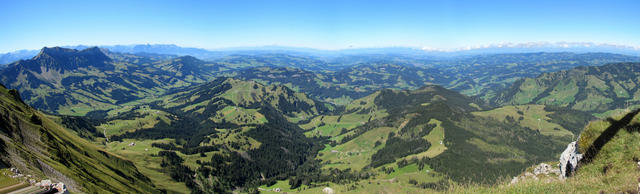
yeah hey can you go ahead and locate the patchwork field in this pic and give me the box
[105,139,190,193]
[318,127,395,170]
[472,105,573,137]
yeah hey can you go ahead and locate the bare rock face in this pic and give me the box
[559,141,582,179]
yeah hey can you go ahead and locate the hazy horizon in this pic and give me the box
[1,0,639,53]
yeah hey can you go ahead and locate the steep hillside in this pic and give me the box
[449,109,640,193]
[0,84,159,193]
[492,62,640,114]
[0,47,220,115]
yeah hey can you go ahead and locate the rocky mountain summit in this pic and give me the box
[509,140,585,184]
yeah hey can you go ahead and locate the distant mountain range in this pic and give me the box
[2,46,639,116]
[0,49,40,65]
[422,42,640,56]
[0,47,221,115]
[2,42,639,65]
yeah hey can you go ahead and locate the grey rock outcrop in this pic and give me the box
[559,141,582,179]
[533,163,560,176]
[533,163,551,175]
[323,187,335,194]
[510,163,561,184]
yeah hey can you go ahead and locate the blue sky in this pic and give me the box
[0,0,639,52]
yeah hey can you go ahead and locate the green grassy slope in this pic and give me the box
[158,77,330,122]
[306,86,585,191]
[233,65,440,106]
[255,86,590,193]
[87,78,331,192]
[472,105,574,137]
[493,62,640,115]
[0,84,159,193]
[448,109,640,193]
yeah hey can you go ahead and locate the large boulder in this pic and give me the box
[559,141,582,179]
[323,187,335,194]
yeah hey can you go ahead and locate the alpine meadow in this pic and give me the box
[1,0,640,193]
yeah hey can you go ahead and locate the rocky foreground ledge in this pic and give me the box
[511,140,583,185]
[2,168,68,194]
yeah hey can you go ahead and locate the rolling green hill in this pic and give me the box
[233,66,369,105]
[432,52,640,99]
[0,47,222,115]
[233,64,445,105]
[92,77,590,193]
[331,63,443,95]
[492,62,640,115]
[231,53,640,106]
[290,85,591,193]
[158,77,329,121]
[0,84,159,193]
[86,78,331,193]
